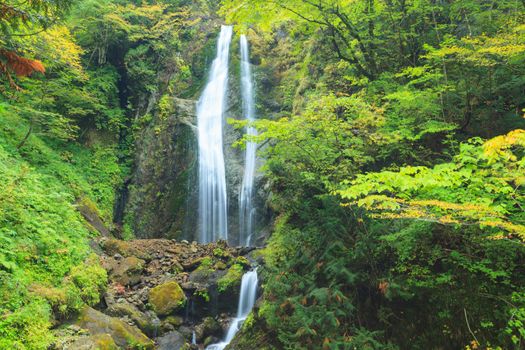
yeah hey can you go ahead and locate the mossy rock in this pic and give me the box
[76,306,154,349]
[156,331,185,350]
[107,301,159,337]
[234,256,251,268]
[102,239,150,260]
[148,281,187,316]
[217,264,244,293]
[108,256,145,286]
[65,334,119,350]
[164,316,184,328]
[189,258,217,284]
[204,335,219,347]
[202,317,222,337]
[91,334,119,350]
[212,247,231,259]
[77,196,110,237]
[214,261,227,270]
[195,317,222,343]
[193,287,210,303]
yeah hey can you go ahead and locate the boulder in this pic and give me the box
[101,238,150,260]
[189,265,227,286]
[107,256,145,286]
[64,334,118,350]
[76,306,154,349]
[148,281,187,316]
[164,315,184,328]
[156,331,186,350]
[204,335,220,347]
[107,300,160,337]
[177,326,194,342]
[217,264,244,294]
[195,317,222,343]
[77,197,110,237]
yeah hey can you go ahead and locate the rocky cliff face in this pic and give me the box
[124,45,272,244]
[125,98,198,239]
[223,63,272,246]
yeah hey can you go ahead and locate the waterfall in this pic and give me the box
[238,35,258,247]
[197,25,233,243]
[206,270,258,350]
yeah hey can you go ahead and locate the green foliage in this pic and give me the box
[231,94,390,216]
[212,247,227,258]
[224,1,525,349]
[70,0,193,113]
[0,104,117,349]
[0,0,71,37]
[1,0,525,348]
[337,130,525,239]
[0,297,54,350]
[506,292,525,347]
[198,257,214,270]
[217,264,245,293]
[69,254,108,306]
[194,288,210,302]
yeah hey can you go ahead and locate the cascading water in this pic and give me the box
[238,35,258,247]
[206,270,258,350]
[197,25,233,243]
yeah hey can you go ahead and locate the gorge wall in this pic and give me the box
[123,29,274,244]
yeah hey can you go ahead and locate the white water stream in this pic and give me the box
[192,28,260,350]
[238,35,258,247]
[206,270,258,350]
[197,25,233,243]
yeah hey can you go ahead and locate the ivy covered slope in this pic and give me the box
[222,1,525,349]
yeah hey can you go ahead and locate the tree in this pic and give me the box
[0,0,72,89]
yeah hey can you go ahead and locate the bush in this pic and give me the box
[69,253,108,306]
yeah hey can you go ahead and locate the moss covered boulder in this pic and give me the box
[66,334,119,350]
[148,281,187,316]
[156,330,186,350]
[194,316,222,343]
[76,306,154,349]
[108,256,145,286]
[164,315,184,328]
[107,300,160,337]
[101,238,150,260]
[217,264,245,294]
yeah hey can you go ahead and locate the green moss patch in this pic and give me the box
[217,264,245,293]
[148,281,187,316]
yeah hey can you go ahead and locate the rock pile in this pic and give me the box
[56,238,257,350]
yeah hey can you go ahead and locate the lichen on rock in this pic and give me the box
[107,300,160,337]
[76,306,154,349]
[106,256,145,286]
[148,281,187,316]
